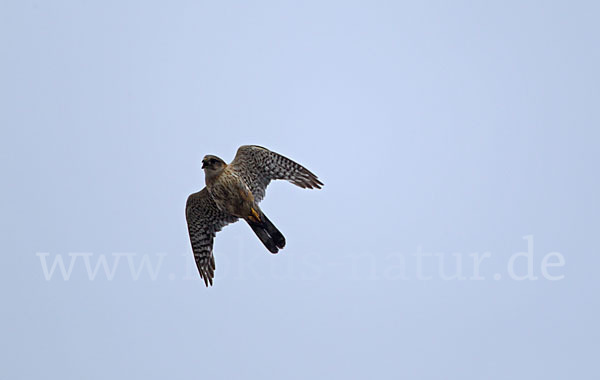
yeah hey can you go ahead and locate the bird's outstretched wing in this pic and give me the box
[186,188,238,286]
[230,145,323,202]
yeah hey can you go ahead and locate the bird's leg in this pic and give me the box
[248,207,261,223]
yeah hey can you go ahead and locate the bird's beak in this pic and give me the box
[201,161,207,169]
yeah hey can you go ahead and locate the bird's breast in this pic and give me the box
[208,173,254,218]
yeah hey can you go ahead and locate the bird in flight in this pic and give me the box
[185,145,323,286]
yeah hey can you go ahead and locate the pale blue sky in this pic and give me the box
[1,1,599,379]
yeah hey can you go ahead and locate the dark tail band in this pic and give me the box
[245,212,285,254]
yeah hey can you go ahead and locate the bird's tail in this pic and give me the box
[245,212,286,254]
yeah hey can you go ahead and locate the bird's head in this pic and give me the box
[202,155,226,175]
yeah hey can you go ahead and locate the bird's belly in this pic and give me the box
[209,182,252,218]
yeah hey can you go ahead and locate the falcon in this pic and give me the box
[185,145,323,286]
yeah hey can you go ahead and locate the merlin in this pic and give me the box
[185,145,323,286]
